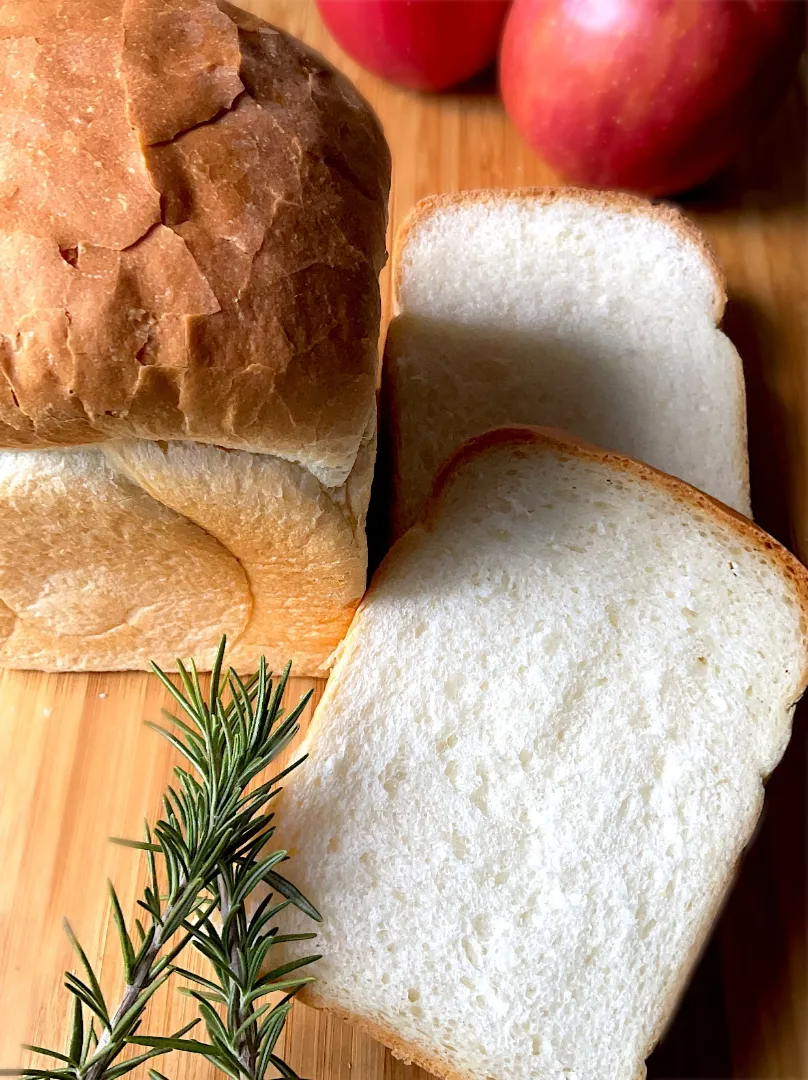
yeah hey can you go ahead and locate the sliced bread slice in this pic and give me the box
[383,188,750,539]
[279,428,807,1080]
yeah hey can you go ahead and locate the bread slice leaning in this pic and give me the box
[383,188,750,540]
[278,428,808,1080]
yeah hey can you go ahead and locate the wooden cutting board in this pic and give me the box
[1,4,805,1078]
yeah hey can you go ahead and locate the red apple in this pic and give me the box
[500,0,805,195]
[317,0,511,91]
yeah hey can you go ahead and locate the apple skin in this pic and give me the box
[500,0,805,195]
[317,0,512,91]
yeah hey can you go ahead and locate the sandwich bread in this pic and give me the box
[278,428,808,1080]
[383,189,751,539]
[0,0,390,671]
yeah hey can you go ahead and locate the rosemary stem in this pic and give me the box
[219,876,257,1080]
[86,870,194,1080]
[84,934,163,1080]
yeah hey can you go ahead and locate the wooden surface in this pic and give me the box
[1,3,806,1078]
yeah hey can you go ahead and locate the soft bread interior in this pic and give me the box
[278,431,806,1080]
[385,192,750,537]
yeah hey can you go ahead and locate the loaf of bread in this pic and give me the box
[382,189,750,540]
[0,0,390,671]
[278,428,808,1080]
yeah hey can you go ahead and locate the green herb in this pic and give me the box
[2,638,320,1080]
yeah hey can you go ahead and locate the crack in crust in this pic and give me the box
[121,0,244,145]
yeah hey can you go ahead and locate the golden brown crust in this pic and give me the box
[393,187,727,323]
[0,443,252,670]
[122,0,244,145]
[0,0,391,478]
[0,0,161,250]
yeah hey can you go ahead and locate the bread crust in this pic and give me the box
[300,991,470,1080]
[0,0,391,481]
[0,432,374,673]
[393,187,726,321]
[0,0,389,672]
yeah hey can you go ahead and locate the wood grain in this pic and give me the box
[0,3,805,1079]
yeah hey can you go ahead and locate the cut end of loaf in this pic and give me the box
[383,186,749,539]
[395,188,726,321]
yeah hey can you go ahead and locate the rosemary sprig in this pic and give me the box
[3,638,320,1080]
[129,854,321,1080]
